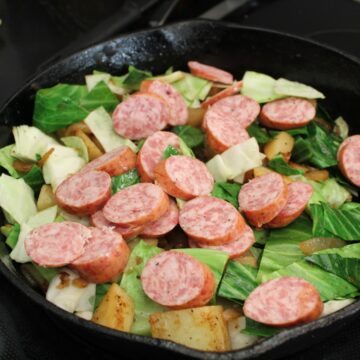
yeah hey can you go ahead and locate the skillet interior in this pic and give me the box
[1,19,360,359]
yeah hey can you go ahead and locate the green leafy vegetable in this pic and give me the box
[268,154,304,175]
[310,203,360,241]
[111,169,140,194]
[95,283,111,309]
[211,182,241,208]
[33,82,119,133]
[218,261,257,303]
[247,123,270,144]
[172,125,204,148]
[123,66,152,88]
[257,215,313,282]
[241,318,281,337]
[0,145,19,178]
[163,145,180,159]
[178,138,195,158]
[5,223,20,249]
[22,166,44,193]
[61,136,89,162]
[120,241,164,335]
[263,260,357,301]
[33,264,58,283]
[274,78,325,99]
[269,127,309,137]
[334,116,349,139]
[253,228,269,246]
[341,202,360,213]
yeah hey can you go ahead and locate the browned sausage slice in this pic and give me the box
[55,170,111,215]
[70,227,130,283]
[243,276,323,327]
[267,181,313,228]
[79,146,136,177]
[25,222,91,267]
[112,93,169,140]
[154,155,214,200]
[140,80,188,126]
[260,97,315,130]
[179,196,245,245]
[188,61,233,84]
[238,173,288,227]
[137,131,180,182]
[141,251,216,309]
[103,183,169,226]
[201,81,243,108]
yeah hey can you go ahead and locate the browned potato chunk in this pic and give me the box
[75,129,103,160]
[187,107,206,128]
[92,283,134,332]
[223,308,242,322]
[305,169,329,182]
[37,184,57,211]
[299,237,346,255]
[264,132,295,161]
[233,251,257,268]
[65,122,92,136]
[150,306,231,352]
[289,161,310,173]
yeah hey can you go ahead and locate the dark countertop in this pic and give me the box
[1,0,360,359]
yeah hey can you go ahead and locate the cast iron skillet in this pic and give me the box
[1,20,360,360]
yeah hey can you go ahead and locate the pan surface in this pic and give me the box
[1,20,360,359]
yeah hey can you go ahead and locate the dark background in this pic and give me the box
[1,0,360,359]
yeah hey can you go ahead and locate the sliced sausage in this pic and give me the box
[137,131,180,182]
[70,227,130,283]
[267,181,313,228]
[103,183,169,226]
[79,146,136,177]
[55,170,111,215]
[91,210,144,240]
[201,81,243,108]
[243,276,323,327]
[154,155,214,200]
[239,172,288,227]
[260,97,316,130]
[188,61,233,84]
[112,93,169,140]
[337,135,360,187]
[25,222,91,267]
[189,225,255,259]
[203,95,260,129]
[179,196,245,245]
[140,199,179,238]
[141,251,216,309]
[140,80,188,126]
[205,114,250,153]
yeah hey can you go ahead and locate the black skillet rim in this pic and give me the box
[1,19,360,360]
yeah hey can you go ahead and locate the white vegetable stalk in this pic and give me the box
[321,299,355,317]
[227,316,258,350]
[46,269,95,320]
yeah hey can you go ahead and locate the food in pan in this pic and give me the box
[0,61,359,352]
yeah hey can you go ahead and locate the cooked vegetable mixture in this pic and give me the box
[1,61,360,352]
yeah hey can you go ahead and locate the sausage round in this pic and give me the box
[337,135,360,187]
[189,225,255,259]
[154,155,214,200]
[267,181,313,228]
[140,199,179,238]
[201,81,243,108]
[205,114,250,153]
[140,80,188,126]
[260,97,316,130]
[103,183,169,226]
[179,196,245,245]
[137,131,180,182]
[79,146,136,177]
[203,95,260,130]
[70,227,130,283]
[243,276,323,327]
[91,210,144,240]
[188,61,233,84]
[141,251,216,309]
[55,170,111,215]
[25,222,91,267]
[239,172,288,227]
[112,93,169,140]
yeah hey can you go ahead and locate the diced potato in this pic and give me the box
[233,251,257,268]
[65,122,92,136]
[75,129,104,160]
[289,161,310,173]
[305,169,329,182]
[263,132,295,160]
[253,166,273,177]
[187,107,206,128]
[37,184,57,211]
[92,283,134,332]
[299,237,346,255]
[227,316,258,350]
[223,308,242,322]
[150,306,231,352]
